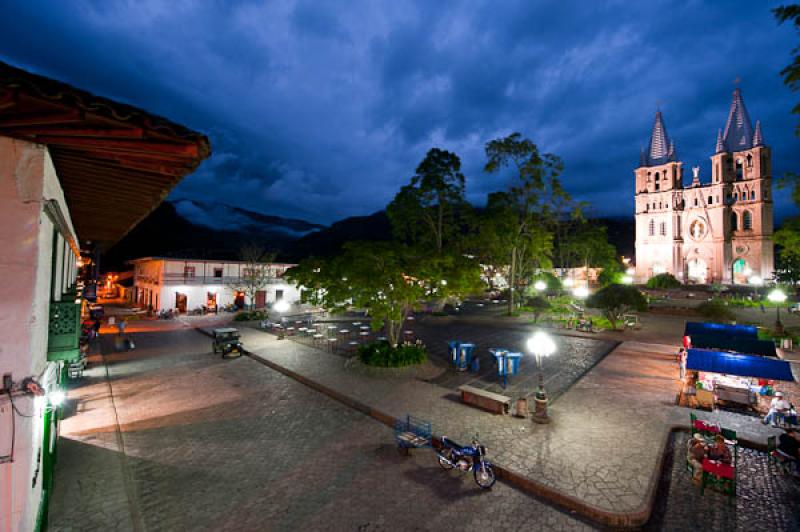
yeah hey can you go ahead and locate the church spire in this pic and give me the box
[643,110,676,166]
[753,119,764,147]
[715,129,725,154]
[722,88,755,152]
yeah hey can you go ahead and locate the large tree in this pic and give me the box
[286,242,480,345]
[481,133,562,314]
[773,5,800,287]
[386,148,468,254]
[587,284,647,331]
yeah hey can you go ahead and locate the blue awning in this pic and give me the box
[686,348,795,382]
[684,322,757,339]
[688,333,777,358]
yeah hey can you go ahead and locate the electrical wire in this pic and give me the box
[7,389,34,418]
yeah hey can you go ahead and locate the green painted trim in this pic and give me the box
[34,488,48,532]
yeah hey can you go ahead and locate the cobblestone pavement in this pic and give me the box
[49,328,596,531]
[239,326,686,519]
[646,432,800,531]
[411,317,618,400]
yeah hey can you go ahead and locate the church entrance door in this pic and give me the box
[732,258,748,284]
[687,258,707,284]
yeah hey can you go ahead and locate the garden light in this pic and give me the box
[534,280,547,292]
[526,330,557,423]
[621,275,633,285]
[572,286,589,299]
[273,299,290,313]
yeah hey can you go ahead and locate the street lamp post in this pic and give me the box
[768,288,787,335]
[526,331,556,424]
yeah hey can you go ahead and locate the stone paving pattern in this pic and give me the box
[646,432,800,531]
[49,328,596,531]
[239,326,687,519]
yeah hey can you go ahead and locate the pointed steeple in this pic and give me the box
[715,129,725,154]
[643,110,676,166]
[722,88,755,152]
[753,119,764,147]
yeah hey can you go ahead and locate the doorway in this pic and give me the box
[206,292,217,312]
[234,291,245,309]
[255,290,266,309]
[687,258,708,284]
[175,292,188,313]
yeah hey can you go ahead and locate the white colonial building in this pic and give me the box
[130,257,301,312]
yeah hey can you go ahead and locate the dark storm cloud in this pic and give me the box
[0,0,797,223]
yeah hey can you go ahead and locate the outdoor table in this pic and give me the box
[359,331,369,337]
[407,316,415,321]
[360,325,370,331]
[377,336,387,342]
[339,329,350,335]
[352,322,362,326]
[327,337,338,350]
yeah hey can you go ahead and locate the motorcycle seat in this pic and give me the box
[442,436,466,450]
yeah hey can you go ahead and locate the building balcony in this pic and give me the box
[160,274,287,285]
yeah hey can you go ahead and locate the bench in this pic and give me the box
[458,385,511,415]
[395,415,432,455]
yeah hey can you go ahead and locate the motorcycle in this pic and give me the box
[436,435,496,489]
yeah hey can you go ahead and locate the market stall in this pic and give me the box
[686,348,796,410]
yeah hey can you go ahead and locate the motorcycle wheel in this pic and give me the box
[437,449,455,470]
[473,464,496,489]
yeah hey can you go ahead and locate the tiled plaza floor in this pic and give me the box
[48,328,596,531]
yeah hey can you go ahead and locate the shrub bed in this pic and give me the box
[696,298,735,321]
[234,310,268,321]
[357,340,427,368]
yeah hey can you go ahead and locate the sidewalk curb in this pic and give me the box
[195,327,762,529]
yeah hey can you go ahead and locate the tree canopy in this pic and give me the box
[586,284,647,330]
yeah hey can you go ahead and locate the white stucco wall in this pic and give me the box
[0,137,77,532]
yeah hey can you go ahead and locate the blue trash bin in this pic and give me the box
[458,343,475,371]
[448,341,460,366]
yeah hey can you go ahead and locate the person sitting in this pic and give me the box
[763,392,792,427]
[686,433,707,484]
[706,434,732,465]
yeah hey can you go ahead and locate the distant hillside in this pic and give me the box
[100,199,634,272]
[283,211,393,260]
[101,200,324,270]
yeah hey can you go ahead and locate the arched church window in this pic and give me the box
[743,211,752,230]
[660,222,666,236]
[649,220,655,236]
[751,190,756,200]
[735,160,743,181]
[734,192,738,201]
[761,153,768,175]
[655,172,660,181]
[708,196,713,205]
[694,198,698,207]
[746,154,753,168]
[731,212,738,231]
[659,202,662,209]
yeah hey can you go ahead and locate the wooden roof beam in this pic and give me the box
[0,109,82,127]
[1,125,144,138]
[37,135,199,157]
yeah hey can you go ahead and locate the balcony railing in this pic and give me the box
[159,273,287,285]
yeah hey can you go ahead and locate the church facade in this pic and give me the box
[634,89,774,285]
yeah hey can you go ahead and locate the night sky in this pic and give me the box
[1,1,798,224]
